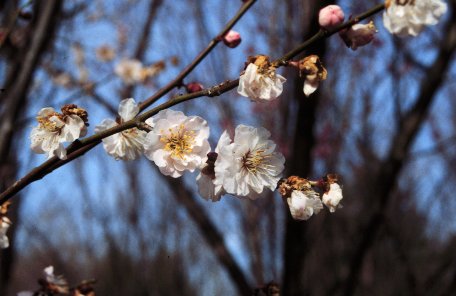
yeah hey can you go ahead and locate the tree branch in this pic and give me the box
[0,3,386,205]
[165,176,252,295]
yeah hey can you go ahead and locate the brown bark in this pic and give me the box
[0,1,62,295]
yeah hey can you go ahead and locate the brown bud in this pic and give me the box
[298,55,327,81]
[278,176,311,198]
[61,104,89,126]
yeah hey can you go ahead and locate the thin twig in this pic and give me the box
[137,0,258,111]
[0,3,386,204]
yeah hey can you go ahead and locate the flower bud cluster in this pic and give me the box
[278,174,343,221]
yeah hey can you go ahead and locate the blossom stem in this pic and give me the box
[0,2,386,204]
[137,0,257,111]
[273,3,385,67]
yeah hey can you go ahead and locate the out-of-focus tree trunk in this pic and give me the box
[0,1,62,294]
[342,6,456,295]
[282,0,332,294]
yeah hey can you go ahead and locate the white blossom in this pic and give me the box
[30,106,87,160]
[287,190,323,221]
[383,0,447,37]
[196,131,231,201]
[237,63,286,102]
[114,58,144,84]
[322,183,343,212]
[0,217,11,249]
[213,125,285,199]
[144,109,210,178]
[95,98,146,161]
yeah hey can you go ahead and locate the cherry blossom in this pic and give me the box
[144,109,210,177]
[237,55,286,102]
[30,105,88,159]
[95,98,147,161]
[213,125,285,199]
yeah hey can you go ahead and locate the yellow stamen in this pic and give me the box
[241,149,271,174]
[160,124,195,159]
[37,112,63,132]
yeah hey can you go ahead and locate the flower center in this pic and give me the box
[37,113,63,133]
[241,149,269,174]
[160,124,195,159]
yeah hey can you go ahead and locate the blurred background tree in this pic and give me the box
[1,0,455,295]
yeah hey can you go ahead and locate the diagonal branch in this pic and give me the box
[137,0,258,111]
[164,176,252,295]
[0,3,386,205]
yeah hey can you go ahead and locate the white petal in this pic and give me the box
[303,79,319,97]
[118,98,139,121]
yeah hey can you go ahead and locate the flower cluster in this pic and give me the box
[25,2,448,233]
[383,0,447,36]
[278,174,343,220]
[114,58,165,85]
[92,100,285,201]
[30,104,89,160]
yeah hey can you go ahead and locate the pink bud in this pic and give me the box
[186,82,204,93]
[318,5,345,29]
[223,30,242,48]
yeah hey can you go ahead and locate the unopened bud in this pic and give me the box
[339,21,377,50]
[223,30,242,48]
[61,104,89,126]
[186,82,204,93]
[318,5,345,29]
